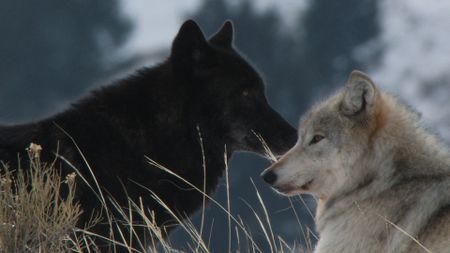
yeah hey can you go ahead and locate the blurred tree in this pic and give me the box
[297,0,379,93]
[0,0,131,122]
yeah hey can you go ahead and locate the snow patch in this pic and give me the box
[370,0,450,141]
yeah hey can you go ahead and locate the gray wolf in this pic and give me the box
[261,70,450,253]
[0,20,297,250]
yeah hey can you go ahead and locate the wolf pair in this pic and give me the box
[262,71,450,253]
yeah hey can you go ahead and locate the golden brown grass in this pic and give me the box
[0,139,316,253]
[0,143,97,252]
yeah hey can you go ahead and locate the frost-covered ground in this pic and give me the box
[371,0,450,141]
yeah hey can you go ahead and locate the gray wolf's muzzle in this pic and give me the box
[261,169,277,185]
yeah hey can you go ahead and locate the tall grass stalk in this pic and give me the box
[196,124,207,253]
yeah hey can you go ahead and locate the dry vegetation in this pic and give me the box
[0,142,315,253]
[0,144,97,252]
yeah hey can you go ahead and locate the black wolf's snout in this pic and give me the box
[261,170,277,185]
[249,106,297,157]
[263,122,297,156]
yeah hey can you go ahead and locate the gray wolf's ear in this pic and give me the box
[209,20,234,48]
[341,70,378,116]
[171,20,208,64]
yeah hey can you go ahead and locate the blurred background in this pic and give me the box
[1,0,449,251]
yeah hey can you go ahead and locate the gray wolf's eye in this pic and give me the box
[309,134,324,145]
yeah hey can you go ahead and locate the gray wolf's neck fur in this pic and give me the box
[317,95,450,252]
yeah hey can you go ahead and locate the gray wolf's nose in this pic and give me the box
[261,170,277,185]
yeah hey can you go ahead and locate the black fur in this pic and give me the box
[0,20,297,250]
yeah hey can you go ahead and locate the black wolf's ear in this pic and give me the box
[171,20,208,65]
[209,20,234,48]
[341,70,379,116]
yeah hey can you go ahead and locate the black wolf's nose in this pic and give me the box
[261,170,277,185]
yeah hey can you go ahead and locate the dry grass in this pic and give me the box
[0,138,316,253]
[0,143,97,252]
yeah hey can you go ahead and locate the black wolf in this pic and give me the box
[0,20,296,250]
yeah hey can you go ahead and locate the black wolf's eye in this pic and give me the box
[309,135,324,145]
